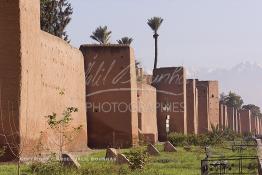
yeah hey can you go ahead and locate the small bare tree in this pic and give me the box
[44,107,83,159]
[0,103,33,175]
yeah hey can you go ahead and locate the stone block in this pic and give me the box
[116,153,130,165]
[147,144,160,156]
[164,141,177,152]
[61,153,80,169]
[105,148,118,159]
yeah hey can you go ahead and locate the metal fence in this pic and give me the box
[201,156,258,175]
[201,141,258,175]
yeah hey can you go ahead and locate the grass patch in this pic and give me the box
[0,143,258,175]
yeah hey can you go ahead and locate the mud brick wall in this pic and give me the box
[137,83,158,144]
[152,67,187,141]
[239,110,251,134]
[219,103,224,129]
[186,79,198,134]
[227,107,235,131]
[196,80,219,134]
[80,45,139,148]
[0,0,87,160]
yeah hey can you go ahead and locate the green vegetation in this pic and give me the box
[242,104,262,117]
[0,141,258,175]
[90,26,112,44]
[30,154,65,175]
[220,91,244,109]
[124,148,149,170]
[44,107,83,158]
[40,0,73,41]
[168,126,241,147]
[220,92,262,121]
[117,37,133,45]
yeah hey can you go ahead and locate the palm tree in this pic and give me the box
[147,17,164,69]
[90,26,112,44]
[117,37,133,45]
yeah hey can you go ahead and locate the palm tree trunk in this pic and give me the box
[153,33,159,70]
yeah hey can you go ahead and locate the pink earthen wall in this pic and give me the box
[233,109,238,132]
[255,116,259,135]
[80,45,139,148]
[258,118,261,135]
[223,105,228,128]
[0,0,87,160]
[196,81,209,134]
[0,0,21,160]
[152,67,187,141]
[237,112,241,134]
[34,32,87,153]
[227,107,235,131]
[259,117,262,135]
[258,118,260,135]
[137,83,158,143]
[186,79,198,134]
[260,118,262,135]
[251,116,256,134]
[219,103,224,129]
[196,80,219,134]
[239,110,251,134]
[208,81,219,127]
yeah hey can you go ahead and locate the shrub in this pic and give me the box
[167,133,187,146]
[243,132,253,138]
[168,126,242,147]
[198,134,212,146]
[30,154,64,175]
[168,133,209,146]
[186,134,201,146]
[125,148,149,170]
[45,107,83,158]
[222,128,241,141]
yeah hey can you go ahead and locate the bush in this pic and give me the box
[167,133,187,146]
[30,154,64,175]
[125,148,149,170]
[168,133,208,146]
[187,134,201,146]
[168,126,242,147]
[222,128,241,141]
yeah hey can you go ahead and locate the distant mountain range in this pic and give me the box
[187,61,262,108]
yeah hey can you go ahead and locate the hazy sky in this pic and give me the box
[67,0,262,71]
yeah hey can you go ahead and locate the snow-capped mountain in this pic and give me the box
[188,61,262,108]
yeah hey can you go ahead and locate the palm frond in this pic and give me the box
[117,37,133,45]
[90,26,112,44]
[147,17,164,33]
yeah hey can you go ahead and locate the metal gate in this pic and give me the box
[201,141,258,175]
[201,156,258,175]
